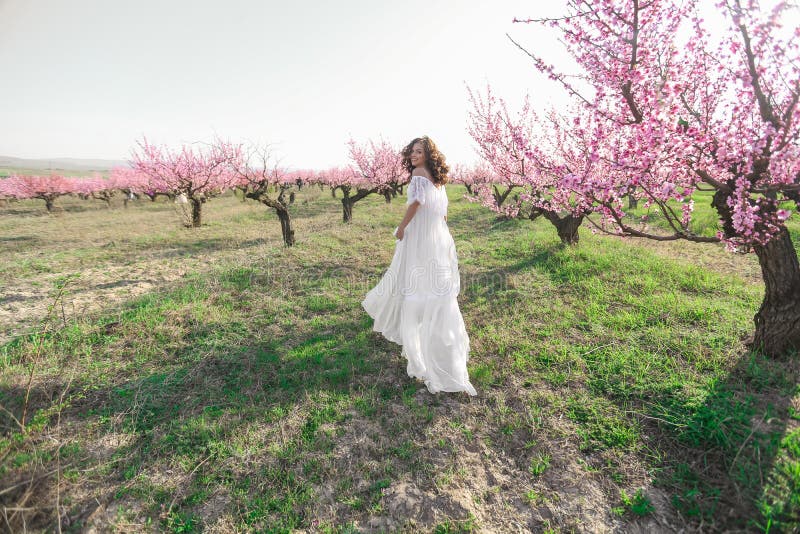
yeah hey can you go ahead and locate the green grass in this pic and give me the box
[529,453,551,476]
[613,488,656,517]
[0,184,799,531]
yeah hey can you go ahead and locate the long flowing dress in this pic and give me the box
[362,175,477,396]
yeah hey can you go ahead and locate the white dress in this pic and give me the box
[362,175,477,396]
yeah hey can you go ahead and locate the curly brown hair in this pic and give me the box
[400,136,450,186]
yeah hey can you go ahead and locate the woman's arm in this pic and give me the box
[395,201,420,240]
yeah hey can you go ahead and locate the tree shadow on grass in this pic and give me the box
[0,205,92,216]
[514,240,800,531]
[447,208,526,238]
[458,243,563,304]
[0,259,444,532]
[0,235,39,244]
[637,350,799,531]
[124,236,271,261]
[442,222,799,530]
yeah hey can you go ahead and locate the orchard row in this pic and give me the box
[0,138,494,235]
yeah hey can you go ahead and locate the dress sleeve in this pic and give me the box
[406,176,426,206]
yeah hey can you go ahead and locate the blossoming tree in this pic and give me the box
[514,0,800,354]
[322,138,405,223]
[130,137,241,227]
[467,84,591,243]
[0,174,77,212]
[318,165,367,223]
[229,144,297,246]
[466,85,530,219]
[109,167,150,207]
[450,162,496,197]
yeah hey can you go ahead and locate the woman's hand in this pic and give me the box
[395,226,405,240]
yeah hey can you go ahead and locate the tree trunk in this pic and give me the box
[331,187,337,198]
[44,197,54,213]
[751,228,800,356]
[342,199,354,223]
[713,187,800,356]
[277,207,295,246]
[559,215,583,245]
[628,191,638,210]
[190,198,202,227]
[384,191,392,203]
[465,184,473,195]
[542,210,583,245]
[338,187,374,223]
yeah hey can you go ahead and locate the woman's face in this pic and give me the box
[410,142,426,168]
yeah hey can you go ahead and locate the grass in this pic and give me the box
[0,183,799,531]
[613,488,656,517]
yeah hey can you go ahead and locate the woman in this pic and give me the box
[362,136,477,396]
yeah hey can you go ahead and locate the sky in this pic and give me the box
[0,0,796,169]
[0,0,572,168]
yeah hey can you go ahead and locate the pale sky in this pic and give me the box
[0,0,571,168]
[0,1,795,169]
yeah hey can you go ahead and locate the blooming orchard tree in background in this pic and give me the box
[70,174,97,201]
[288,168,316,192]
[0,176,19,204]
[382,147,407,202]
[348,137,406,204]
[0,177,9,204]
[467,85,591,243]
[466,85,530,219]
[0,174,77,212]
[520,106,609,244]
[450,162,496,197]
[286,169,321,204]
[513,0,800,354]
[109,167,150,207]
[325,138,405,223]
[318,165,365,223]
[229,143,297,246]
[130,137,242,227]
[80,174,120,207]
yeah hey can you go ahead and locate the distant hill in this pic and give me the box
[0,156,129,172]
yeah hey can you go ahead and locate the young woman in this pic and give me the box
[362,136,477,396]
